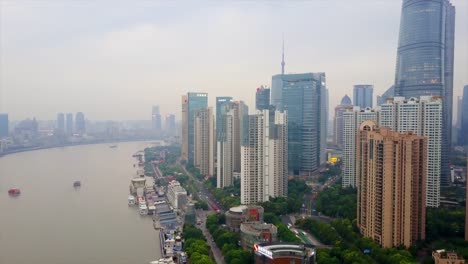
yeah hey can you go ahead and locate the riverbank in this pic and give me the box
[0,138,163,158]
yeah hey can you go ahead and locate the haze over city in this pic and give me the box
[1,0,467,121]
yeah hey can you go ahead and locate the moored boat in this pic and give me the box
[128,195,136,206]
[8,188,21,196]
[139,204,148,215]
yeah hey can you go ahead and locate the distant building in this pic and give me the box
[75,112,85,135]
[353,85,373,108]
[433,249,465,264]
[217,101,248,188]
[460,86,468,145]
[333,95,352,148]
[56,113,65,132]
[165,114,176,134]
[194,107,215,177]
[357,121,426,248]
[342,107,379,187]
[216,96,233,141]
[225,205,264,232]
[166,181,187,210]
[152,105,162,133]
[255,86,270,111]
[253,242,316,264]
[0,113,9,138]
[241,109,287,204]
[240,223,277,250]
[66,113,73,134]
[181,92,208,164]
[271,72,327,174]
[376,85,394,106]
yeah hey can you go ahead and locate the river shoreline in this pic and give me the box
[0,138,162,158]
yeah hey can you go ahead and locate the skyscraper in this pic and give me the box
[377,86,395,106]
[181,92,208,164]
[66,113,74,134]
[56,113,65,132]
[0,113,9,138]
[342,107,379,187]
[165,114,176,134]
[217,101,248,188]
[152,105,162,132]
[353,85,374,108]
[460,86,468,145]
[216,96,233,141]
[357,121,426,248]
[394,0,455,186]
[380,96,442,207]
[255,86,270,111]
[194,107,215,177]
[75,112,85,135]
[333,95,352,149]
[271,72,327,174]
[241,109,287,205]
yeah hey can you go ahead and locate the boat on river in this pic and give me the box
[139,204,148,215]
[8,188,21,196]
[128,195,136,206]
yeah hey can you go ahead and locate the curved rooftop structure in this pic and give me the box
[341,94,352,105]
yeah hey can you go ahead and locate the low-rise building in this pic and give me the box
[240,222,277,250]
[253,242,316,264]
[166,181,187,210]
[225,205,264,232]
[433,249,465,264]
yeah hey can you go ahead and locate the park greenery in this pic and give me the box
[312,182,468,263]
[315,184,357,219]
[204,178,241,210]
[261,178,311,214]
[182,223,215,264]
[206,214,254,264]
[296,218,416,264]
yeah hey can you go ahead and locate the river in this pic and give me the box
[0,141,162,264]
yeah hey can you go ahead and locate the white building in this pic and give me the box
[342,107,379,187]
[194,107,215,177]
[380,96,442,207]
[217,101,248,188]
[241,109,288,205]
[166,181,187,210]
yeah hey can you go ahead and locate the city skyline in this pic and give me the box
[1,1,466,121]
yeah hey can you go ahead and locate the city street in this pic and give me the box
[196,210,226,264]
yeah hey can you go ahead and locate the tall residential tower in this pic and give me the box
[357,121,426,248]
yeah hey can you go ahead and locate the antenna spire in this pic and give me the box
[281,34,285,75]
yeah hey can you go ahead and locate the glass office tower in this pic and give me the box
[271,73,327,174]
[394,0,455,186]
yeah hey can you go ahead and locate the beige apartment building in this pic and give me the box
[357,120,426,248]
[194,107,215,177]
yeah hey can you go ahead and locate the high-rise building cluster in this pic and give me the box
[55,112,86,135]
[335,0,458,249]
[180,42,330,205]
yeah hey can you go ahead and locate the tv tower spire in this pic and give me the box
[281,35,285,75]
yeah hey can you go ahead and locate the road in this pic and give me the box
[178,161,226,263]
[196,210,226,264]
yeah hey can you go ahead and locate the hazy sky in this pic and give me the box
[1,0,467,121]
